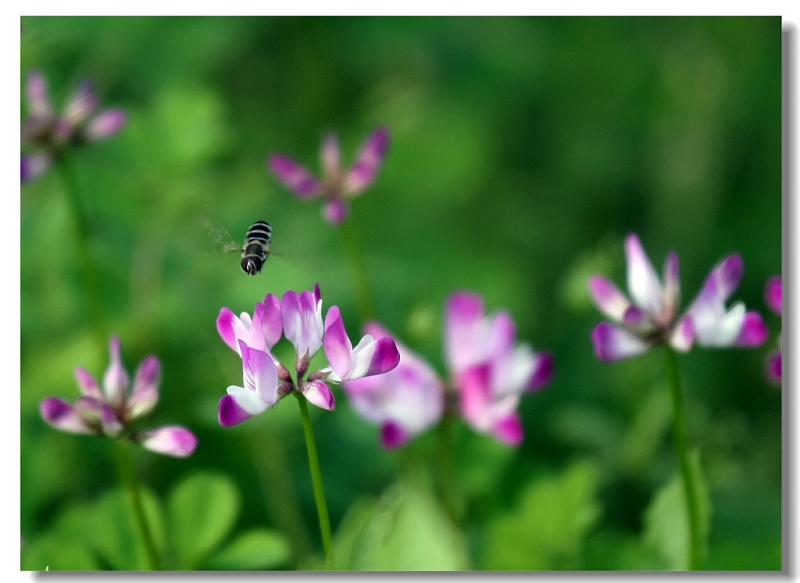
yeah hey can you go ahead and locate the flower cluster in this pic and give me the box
[21,70,127,183]
[589,233,767,361]
[764,275,782,384]
[342,291,553,447]
[268,127,390,225]
[40,336,198,457]
[216,284,401,426]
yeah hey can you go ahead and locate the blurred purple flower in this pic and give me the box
[217,284,400,427]
[267,126,390,225]
[40,336,198,457]
[343,291,553,447]
[589,233,767,361]
[764,275,782,384]
[21,69,127,183]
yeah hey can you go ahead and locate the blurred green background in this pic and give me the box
[20,16,782,570]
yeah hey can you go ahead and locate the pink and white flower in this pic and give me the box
[343,291,553,447]
[217,284,400,427]
[267,127,390,225]
[589,233,767,361]
[40,336,197,457]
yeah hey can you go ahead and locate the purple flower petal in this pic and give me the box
[282,288,324,359]
[457,363,493,429]
[322,197,348,225]
[63,79,99,128]
[102,336,129,408]
[127,356,160,420]
[21,152,53,184]
[734,312,768,347]
[25,70,52,119]
[301,379,336,411]
[622,305,649,328]
[257,293,283,349]
[588,276,631,322]
[268,154,323,198]
[492,413,524,446]
[240,342,279,406]
[136,426,198,457]
[625,233,663,315]
[323,305,353,379]
[381,421,410,449]
[444,291,485,373]
[669,315,695,352]
[766,350,781,384]
[528,351,554,391]
[40,397,93,434]
[84,108,127,141]
[344,126,390,194]
[74,366,104,400]
[591,322,650,361]
[218,394,255,427]
[765,276,782,316]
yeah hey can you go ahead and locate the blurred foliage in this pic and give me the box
[20,16,781,571]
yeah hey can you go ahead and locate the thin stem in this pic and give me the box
[437,412,458,523]
[337,218,376,323]
[113,440,161,570]
[56,152,107,360]
[664,347,703,570]
[294,393,334,569]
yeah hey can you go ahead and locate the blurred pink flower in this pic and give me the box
[589,233,767,361]
[268,127,390,225]
[343,291,553,447]
[21,70,127,183]
[40,336,197,457]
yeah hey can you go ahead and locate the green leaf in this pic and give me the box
[337,477,470,570]
[482,460,602,570]
[167,471,240,568]
[87,487,166,570]
[203,529,290,570]
[21,536,99,571]
[643,449,712,570]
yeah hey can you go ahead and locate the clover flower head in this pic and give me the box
[589,233,767,361]
[217,284,400,427]
[764,275,782,384]
[267,126,390,225]
[343,291,552,448]
[40,336,198,457]
[21,69,127,183]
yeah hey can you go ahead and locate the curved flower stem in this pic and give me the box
[294,393,335,569]
[664,347,703,570]
[56,152,107,360]
[337,218,376,323]
[113,440,161,570]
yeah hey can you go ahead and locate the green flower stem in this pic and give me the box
[337,218,376,323]
[665,347,703,570]
[294,393,335,569]
[56,152,107,360]
[113,440,161,570]
[437,412,458,522]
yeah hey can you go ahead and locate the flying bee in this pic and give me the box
[240,220,272,275]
